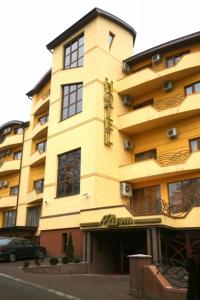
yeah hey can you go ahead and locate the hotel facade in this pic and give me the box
[0,8,200,272]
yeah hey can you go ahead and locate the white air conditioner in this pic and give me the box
[122,62,130,74]
[120,182,133,197]
[124,140,132,151]
[163,80,173,92]
[152,53,161,64]
[123,95,132,107]
[2,180,9,188]
[167,128,178,139]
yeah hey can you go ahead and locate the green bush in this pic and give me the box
[23,261,30,269]
[62,256,69,264]
[65,232,74,263]
[49,257,59,265]
[34,259,41,266]
[74,258,81,263]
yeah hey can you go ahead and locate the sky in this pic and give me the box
[0,0,199,125]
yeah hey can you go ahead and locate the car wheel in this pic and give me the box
[9,253,16,262]
[36,250,45,260]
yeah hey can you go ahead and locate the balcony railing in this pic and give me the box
[131,198,200,217]
[157,149,190,166]
[154,93,185,111]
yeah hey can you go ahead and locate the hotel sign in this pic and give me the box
[104,78,113,146]
[80,214,133,228]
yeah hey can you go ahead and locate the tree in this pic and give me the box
[66,232,74,262]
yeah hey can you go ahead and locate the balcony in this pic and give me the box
[0,134,23,150]
[0,195,17,209]
[27,190,43,204]
[0,160,20,175]
[120,150,200,183]
[32,92,50,116]
[117,52,200,96]
[29,150,46,167]
[32,122,48,140]
[118,93,200,134]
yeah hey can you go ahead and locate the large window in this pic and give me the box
[132,185,161,215]
[185,81,200,96]
[168,178,200,210]
[3,210,16,227]
[57,149,81,197]
[64,35,84,69]
[61,83,83,120]
[135,149,157,162]
[26,206,41,227]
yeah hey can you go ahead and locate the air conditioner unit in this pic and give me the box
[122,62,130,74]
[152,53,161,64]
[124,140,132,151]
[3,127,11,134]
[120,182,133,197]
[167,128,178,139]
[163,80,173,92]
[123,95,132,107]
[2,180,9,188]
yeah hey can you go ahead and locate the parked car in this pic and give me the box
[0,237,46,262]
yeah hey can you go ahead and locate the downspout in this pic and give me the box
[14,122,27,236]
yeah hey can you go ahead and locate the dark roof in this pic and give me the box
[0,120,28,133]
[26,69,51,98]
[124,31,200,66]
[46,7,136,50]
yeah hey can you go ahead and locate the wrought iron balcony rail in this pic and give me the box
[154,93,185,111]
[131,198,200,217]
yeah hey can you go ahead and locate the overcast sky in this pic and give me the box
[0,0,199,125]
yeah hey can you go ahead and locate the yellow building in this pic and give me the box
[1,8,200,272]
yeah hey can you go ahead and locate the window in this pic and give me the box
[10,186,19,196]
[185,81,200,96]
[64,35,84,69]
[39,115,48,125]
[57,149,81,197]
[14,151,22,160]
[14,127,23,135]
[36,141,47,153]
[109,32,115,49]
[133,99,154,110]
[26,206,41,227]
[168,178,200,211]
[61,83,83,120]
[189,137,200,152]
[135,149,157,162]
[3,210,16,227]
[166,55,182,68]
[132,185,161,214]
[34,179,44,193]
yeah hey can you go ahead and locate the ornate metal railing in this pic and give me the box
[154,93,185,111]
[157,149,190,166]
[131,198,198,217]
[155,258,188,288]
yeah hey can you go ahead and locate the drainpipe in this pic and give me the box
[14,122,28,236]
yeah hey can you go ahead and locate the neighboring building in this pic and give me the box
[1,7,200,272]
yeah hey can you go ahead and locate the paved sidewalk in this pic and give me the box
[0,262,133,300]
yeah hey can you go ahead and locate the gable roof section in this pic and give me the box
[26,69,51,98]
[124,31,200,66]
[46,7,136,50]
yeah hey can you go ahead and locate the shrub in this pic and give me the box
[49,257,59,265]
[34,259,41,266]
[65,232,74,263]
[74,258,81,263]
[23,261,30,269]
[62,256,69,264]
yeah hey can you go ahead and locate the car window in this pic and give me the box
[23,240,33,246]
[0,239,11,246]
[12,239,24,246]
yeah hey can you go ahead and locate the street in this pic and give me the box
[0,262,131,300]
